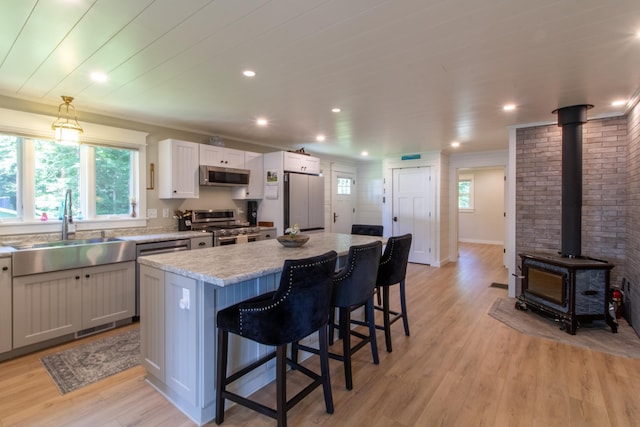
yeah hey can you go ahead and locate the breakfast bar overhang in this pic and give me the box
[137,233,383,426]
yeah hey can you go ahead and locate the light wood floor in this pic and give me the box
[2,243,640,427]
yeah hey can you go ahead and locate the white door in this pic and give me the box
[392,167,432,264]
[331,171,355,233]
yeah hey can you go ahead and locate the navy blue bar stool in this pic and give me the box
[374,234,412,352]
[351,224,383,237]
[294,241,381,390]
[215,251,337,427]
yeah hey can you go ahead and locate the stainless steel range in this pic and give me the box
[191,209,261,246]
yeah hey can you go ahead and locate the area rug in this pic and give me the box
[41,328,140,394]
[488,297,640,359]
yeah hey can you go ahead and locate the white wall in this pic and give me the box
[458,167,505,244]
[355,160,384,226]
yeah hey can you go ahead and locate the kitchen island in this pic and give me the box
[138,232,383,426]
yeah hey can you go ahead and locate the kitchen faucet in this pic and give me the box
[62,189,75,240]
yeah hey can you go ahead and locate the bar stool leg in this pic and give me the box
[365,298,379,364]
[400,279,410,336]
[318,326,334,413]
[383,286,392,352]
[215,329,229,425]
[276,345,287,427]
[339,306,353,390]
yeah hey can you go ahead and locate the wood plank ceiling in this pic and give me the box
[1,0,639,159]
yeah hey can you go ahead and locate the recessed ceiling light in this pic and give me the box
[256,117,268,126]
[503,104,516,111]
[316,134,326,142]
[90,71,108,83]
[361,151,368,156]
[611,99,628,107]
[451,141,460,148]
[243,70,256,77]
[331,108,341,113]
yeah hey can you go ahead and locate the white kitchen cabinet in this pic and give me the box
[0,258,12,353]
[81,261,135,329]
[159,139,200,199]
[232,151,264,199]
[199,145,245,168]
[283,151,320,174]
[190,235,212,249]
[13,269,83,348]
[13,262,135,348]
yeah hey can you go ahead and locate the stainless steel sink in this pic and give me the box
[12,238,136,277]
[29,237,123,248]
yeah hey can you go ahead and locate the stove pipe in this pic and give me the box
[552,104,593,258]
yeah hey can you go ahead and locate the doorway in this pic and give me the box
[331,170,355,233]
[392,167,432,264]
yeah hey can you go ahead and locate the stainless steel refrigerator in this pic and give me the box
[283,172,324,231]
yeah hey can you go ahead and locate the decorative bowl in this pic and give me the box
[277,234,310,248]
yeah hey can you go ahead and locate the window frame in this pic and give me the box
[0,107,148,236]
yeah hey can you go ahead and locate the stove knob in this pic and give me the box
[220,230,227,236]
[231,229,239,236]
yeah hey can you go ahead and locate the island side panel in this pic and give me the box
[165,271,198,406]
[140,264,165,381]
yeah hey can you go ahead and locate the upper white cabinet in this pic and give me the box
[283,151,320,174]
[199,145,245,168]
[233,151,264,200]
[158,139,200,199]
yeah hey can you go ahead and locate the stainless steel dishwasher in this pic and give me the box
[135,239,191,318]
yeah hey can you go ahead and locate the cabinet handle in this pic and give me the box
[198,241,206,246]
[75,276,81,280]
[1,266,7,271]
[85,274,90,278]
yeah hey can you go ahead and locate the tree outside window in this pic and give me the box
[0,135,18,218]
[458,174,474,211]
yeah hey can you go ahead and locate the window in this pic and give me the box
[337,177,352,195]
[95,146,134,216]
[34,139,80,220]
[0,106,147,234]
[458,174,474,211]
[1,135,137,222]
[0,135,18,218]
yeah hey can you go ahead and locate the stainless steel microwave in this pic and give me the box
[199,165,250,186]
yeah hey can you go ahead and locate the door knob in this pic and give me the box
[333,212,338,223]
[393,216,398,222]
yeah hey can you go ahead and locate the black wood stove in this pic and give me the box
[516,105,617,334]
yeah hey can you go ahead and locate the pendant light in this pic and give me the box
[51,95,83,146]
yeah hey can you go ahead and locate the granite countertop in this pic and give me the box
[0,247,13,257]
[137,232,383,287]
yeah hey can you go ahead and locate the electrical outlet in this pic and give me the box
[162,208,169,218]
[148,208,157,218]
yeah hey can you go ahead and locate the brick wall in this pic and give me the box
[627,104,640,331]
[515,116,628,299]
